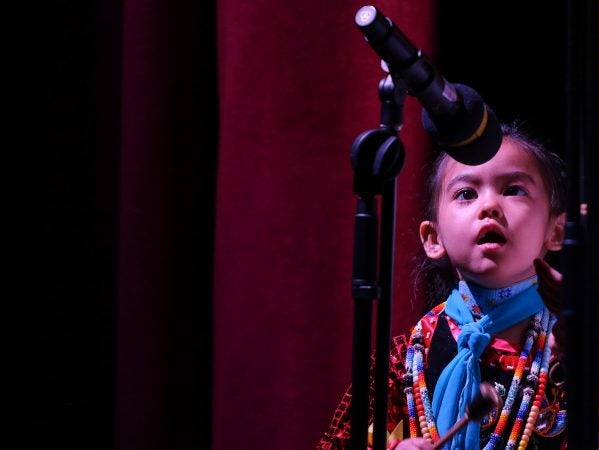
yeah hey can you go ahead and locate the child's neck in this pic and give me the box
[458,276,538,344]
[496,318,530,343]
[458,276,538,316]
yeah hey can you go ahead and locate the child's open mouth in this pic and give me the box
[477,230,506,245]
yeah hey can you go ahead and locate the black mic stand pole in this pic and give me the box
[349,72,406,450]
[562,0,598,448]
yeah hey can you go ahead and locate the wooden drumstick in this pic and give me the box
[432,382,503,450]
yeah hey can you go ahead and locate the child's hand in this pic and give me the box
[534,258,562,314]
[388,437,434,449]
[534,258,566,363]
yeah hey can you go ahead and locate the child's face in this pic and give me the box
[420,139,564,288]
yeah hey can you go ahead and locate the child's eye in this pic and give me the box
[503,185,527,196]
[454,188,477,201]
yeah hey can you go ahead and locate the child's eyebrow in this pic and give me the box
[500,171,537,185]
[445,174,476,192]
[445,171,536,192]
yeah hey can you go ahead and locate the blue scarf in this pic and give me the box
[431,279,544,449]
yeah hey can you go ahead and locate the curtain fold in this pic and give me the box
[116,0,216,448]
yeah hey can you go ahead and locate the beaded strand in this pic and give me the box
[504,308,549,449]
[482,308,553,450]
[518,315,556,449]
[413,340,438,442]
[405,320,440,443]
[403,341,420,437]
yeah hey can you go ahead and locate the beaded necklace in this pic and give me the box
[404,280,555,450]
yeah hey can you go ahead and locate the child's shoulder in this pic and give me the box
[413,301,448,331]
[391,301,448,348]
[424,302,447,318]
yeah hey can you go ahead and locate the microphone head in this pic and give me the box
[422,83,503,165]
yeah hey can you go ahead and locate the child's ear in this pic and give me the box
[546,212,567,251]
[420,221,447,259]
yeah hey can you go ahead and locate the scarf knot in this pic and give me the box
[458,321,490,358]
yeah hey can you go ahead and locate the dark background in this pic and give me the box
[436,2,566,154]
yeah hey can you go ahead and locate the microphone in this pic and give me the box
[354,5,502,165]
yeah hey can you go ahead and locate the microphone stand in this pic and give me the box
[349,73,406,450]
[562,0,598,448]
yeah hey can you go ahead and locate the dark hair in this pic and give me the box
[412,121,568,309]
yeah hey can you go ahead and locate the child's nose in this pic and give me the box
[477,195,502,219]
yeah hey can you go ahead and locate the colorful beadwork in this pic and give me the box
[485,307,553,449]
[405,296,557,449]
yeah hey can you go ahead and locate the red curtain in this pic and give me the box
[38,1,436,449]
[212,1,436,448]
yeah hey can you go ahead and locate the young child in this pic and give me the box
[316,122,568,450]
